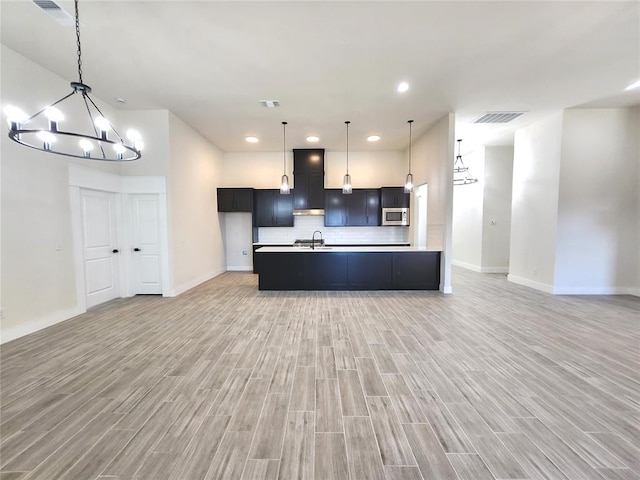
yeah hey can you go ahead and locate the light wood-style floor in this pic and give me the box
[1,269,639,480]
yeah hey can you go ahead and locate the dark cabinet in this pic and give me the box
[254,189,294,227]
[293,149,325,210]
[381,187,410,208]
[324,189,380,226]
[256,250,441,290]
[324,189,346,226]
[217,188,254,212]
[392,252,440,289]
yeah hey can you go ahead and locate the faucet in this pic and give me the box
[312,230,323,250]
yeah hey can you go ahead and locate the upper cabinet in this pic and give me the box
[381,187,410,208]
[293,149,325,210]
[254,189,294,227]
[217,188,254,212]
[325,189,381,227]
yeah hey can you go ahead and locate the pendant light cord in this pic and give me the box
[75,0,83,84]
[408,120,413,174]
[345,121,350,174]
[282,121,287,174]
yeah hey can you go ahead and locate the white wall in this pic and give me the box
[222,150,406,189]
[509,112,563,292]
[554,108,639,294]
[223,213,253,270]
[452,146,485,271]
[168,113,226,295]
[409,114,455,292]
[481,146,514,272]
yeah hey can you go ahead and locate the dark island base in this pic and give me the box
[256,251,441,291]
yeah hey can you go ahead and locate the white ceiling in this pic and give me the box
[1,1,639,152]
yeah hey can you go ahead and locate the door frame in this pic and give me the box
[69,165,171,313]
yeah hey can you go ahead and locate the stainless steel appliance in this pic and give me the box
[382,207,409,226]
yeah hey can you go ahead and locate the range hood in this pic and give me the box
[293,208,325,216]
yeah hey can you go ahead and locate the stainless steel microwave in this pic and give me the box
[382,208,409,226]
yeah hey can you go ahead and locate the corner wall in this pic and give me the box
[554,108,639,294]
[509,112,563,292]
[168,113,226,295]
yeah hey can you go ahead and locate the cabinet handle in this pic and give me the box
[112,249,119,253]
[133,248,141,252]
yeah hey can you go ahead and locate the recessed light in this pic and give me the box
[367,135,381,142]
[306,136,320,143]
[245,136,259,143]
[625,79,640,91]
[397,82,409,93]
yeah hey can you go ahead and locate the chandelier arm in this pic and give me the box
[84,94,126,144]
[81,94,107,159]
[22,91,77,125]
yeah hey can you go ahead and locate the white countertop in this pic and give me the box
[255,246,441,253]
[252,242,411,246]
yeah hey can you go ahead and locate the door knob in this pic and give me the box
[112,249,119,253]
[133,248,141,252]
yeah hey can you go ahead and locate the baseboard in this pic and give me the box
[451,260,482,272]
[507,274,554,294]
[0,305,85,345]
[172,267,226,297]
[553,285,640,295]
[629,287,640,297]
[481,266,509,274]
[440,284,453,294]
[227,266,253,272]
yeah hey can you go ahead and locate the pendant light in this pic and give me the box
[4,0,142,161]
[280,121,290,194]
[453,139,478,185]
[404,120,414,193]
[342,120,352,194]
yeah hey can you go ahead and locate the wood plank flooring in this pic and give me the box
[1,268,638,479]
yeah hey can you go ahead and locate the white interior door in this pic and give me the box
[131,194,163,294]
[81,189,120,308]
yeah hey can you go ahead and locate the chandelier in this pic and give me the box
[453,139,477,185]
[4,0,142,161]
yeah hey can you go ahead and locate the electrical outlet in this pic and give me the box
[242,250,248,256]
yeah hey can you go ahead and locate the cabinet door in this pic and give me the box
[324,189,346,226]
[365,190,381,226]
[234,189,254,212]
[392,252,441,289]
[347,253,392,289]
[381,187,409,208]
[254,190,275,226]
[307,173,325,209]
[293,175,309,210]
[346,190,367,226]
[304,253,348,289]
[274,193,294,226]
[217,188,235,212]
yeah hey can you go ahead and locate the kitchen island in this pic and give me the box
[254,246,441,291]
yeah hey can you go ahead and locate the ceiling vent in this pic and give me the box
[32,0,74,27]
[260,100,280,108]
[473,112,526,124]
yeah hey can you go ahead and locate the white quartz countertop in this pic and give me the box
[255,246,441,253]
[252,242,411,246]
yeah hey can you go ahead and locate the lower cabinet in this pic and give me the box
[256,251,440,290]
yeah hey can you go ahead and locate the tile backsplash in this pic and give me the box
[257,215,409,244]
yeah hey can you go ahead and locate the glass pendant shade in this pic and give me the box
[342,173,352,194]
[280,174,290,194]
[404,173,414,193]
